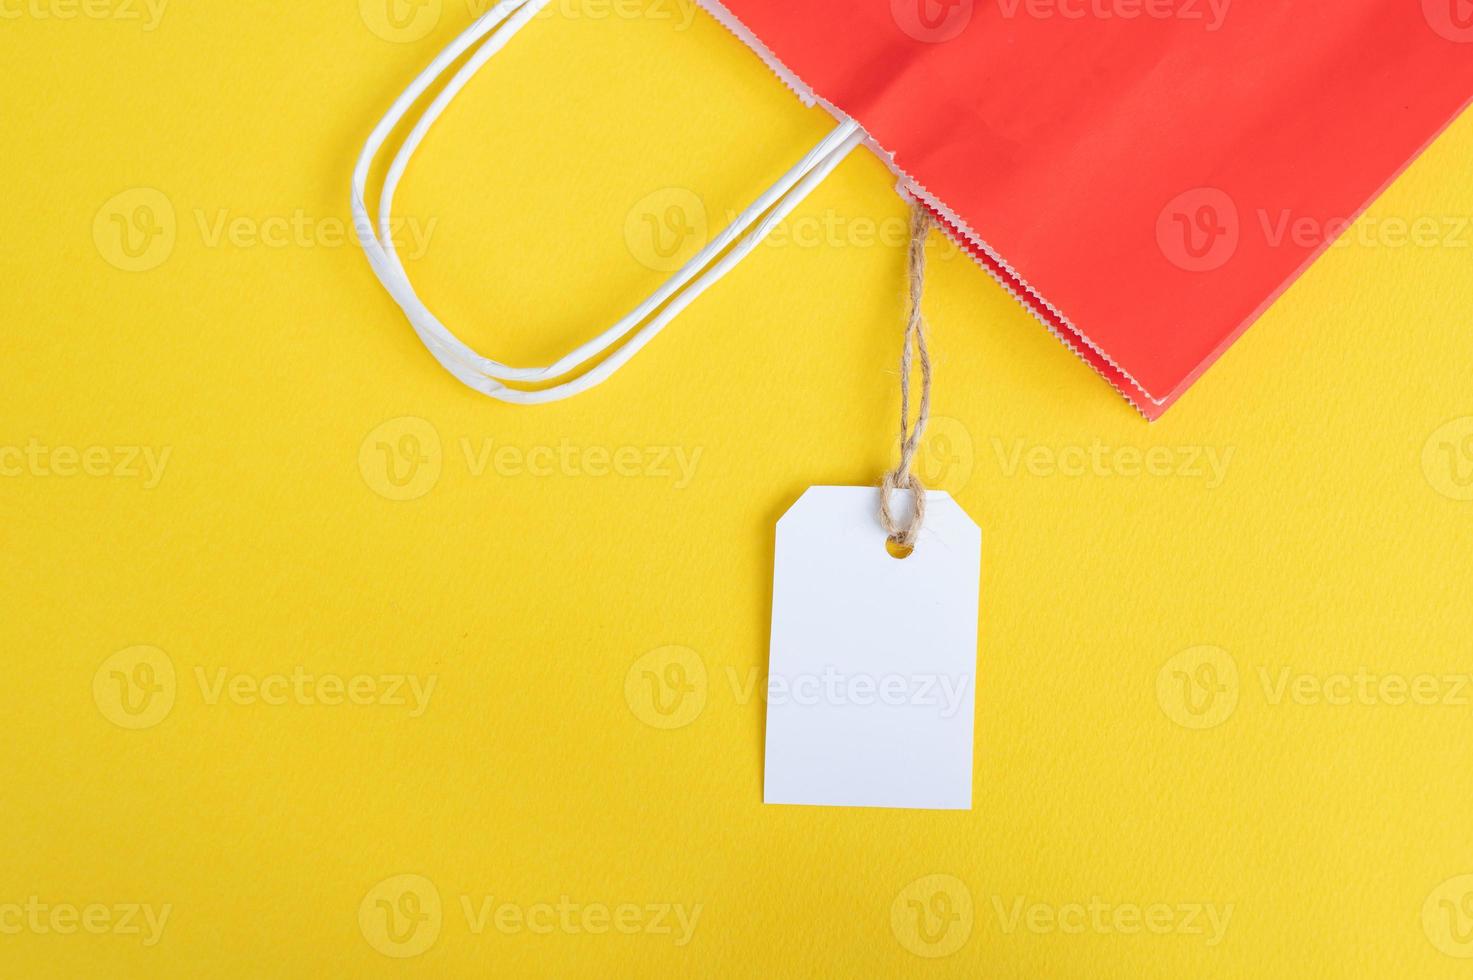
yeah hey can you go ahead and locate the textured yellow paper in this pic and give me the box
[1,4,1472,977]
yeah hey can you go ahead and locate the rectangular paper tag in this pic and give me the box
[764,486,981,810]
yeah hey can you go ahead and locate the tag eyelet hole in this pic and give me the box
[886,539,914,560]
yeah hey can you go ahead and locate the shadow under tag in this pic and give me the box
[764,486,981,810]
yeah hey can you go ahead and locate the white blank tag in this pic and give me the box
[764,486,981,810]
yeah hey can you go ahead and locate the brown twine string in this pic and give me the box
[879,204,934,550]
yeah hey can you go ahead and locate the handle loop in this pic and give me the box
[352,0,863,404]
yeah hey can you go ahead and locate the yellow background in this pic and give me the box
[3,1,1473,976]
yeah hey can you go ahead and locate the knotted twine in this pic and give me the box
[879,204,935,550]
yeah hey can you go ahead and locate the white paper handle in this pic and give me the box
[352,0,863,404]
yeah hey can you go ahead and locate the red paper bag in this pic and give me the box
[698,0,1473,417]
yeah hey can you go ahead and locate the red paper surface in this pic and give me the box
[701,0,1473,417]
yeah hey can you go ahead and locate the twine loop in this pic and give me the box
[879,204,935,550]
